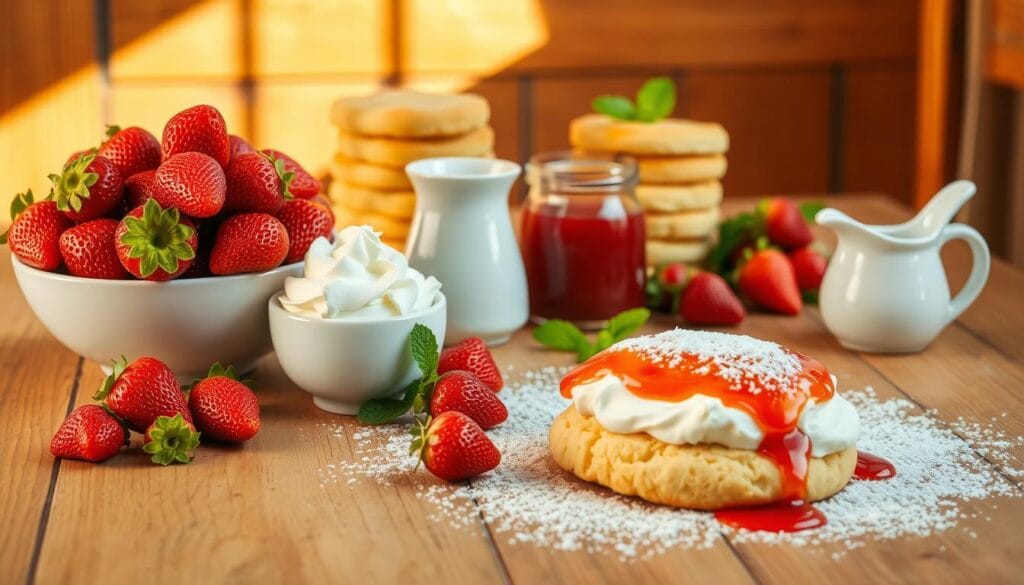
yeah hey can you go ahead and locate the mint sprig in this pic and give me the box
[593,77,676,122]
[533,308,650,363]
[358,324,439,424]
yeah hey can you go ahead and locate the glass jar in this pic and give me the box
[520,151,646,329]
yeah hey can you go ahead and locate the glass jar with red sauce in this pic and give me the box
[520,151,646,329]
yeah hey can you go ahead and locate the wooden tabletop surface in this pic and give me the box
[2,195,1022,585]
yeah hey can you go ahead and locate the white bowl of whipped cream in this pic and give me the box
[269,226,446,414]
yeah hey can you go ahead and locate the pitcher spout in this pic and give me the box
[815,208,875,239]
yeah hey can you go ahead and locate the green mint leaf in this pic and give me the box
[635,76,676,122]
[576,343,598,363]
[605,308,651,342]
[594,330,615,354]
[799,201,825,224]
[533,319,589,352]
[358,397,413,425]
[802,290,819,305]
[592,95,636,120]
[409,323,438,379]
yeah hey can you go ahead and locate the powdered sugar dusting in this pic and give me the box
[616,329,803,394]
[318,367,1022,560]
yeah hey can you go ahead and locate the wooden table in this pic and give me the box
[2,195,1022,585]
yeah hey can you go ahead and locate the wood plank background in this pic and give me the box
[0,0,922,217]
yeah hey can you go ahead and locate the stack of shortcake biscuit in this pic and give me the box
[570,114,730,266]
[328,89,494,249]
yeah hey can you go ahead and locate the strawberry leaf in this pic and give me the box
[635,76,676,122]
[799,201,825,223]
[592,95,636,121]
[706,212,758,275]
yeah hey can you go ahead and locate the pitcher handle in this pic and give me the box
[939,223,990,325]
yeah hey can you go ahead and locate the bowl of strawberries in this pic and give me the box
[6,104,335,381]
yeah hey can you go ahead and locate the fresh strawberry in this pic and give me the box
[124,170,157,209]
[65,148,96,166]
[209,212,289,275]
[49,153,123,221]
[50,404,127,463]
[98,125,162,178]
[151,151,226,218]
[224,152,293,213]
[737,248,802,315]
[658,262,690,291]
[261,149,320,198]
[143,413,200,465]
[789,247,827,291]
[229,134,256,160]
[429,371,508,430]
[437,337,503,391]
[187,363,260,443]
[411,412,500,481]
[1,190,71,270]
[275,198,333,263]
[93,356,192,433]
[115,199,198,280]
[60,219,129,279]
[161,104,231,168]
[679,272,745,325]
[757,197,813,250]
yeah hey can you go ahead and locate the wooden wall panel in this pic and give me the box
[986,0,1024,88]
[843,66,918,201]
[681,70,833,196]
[108,84,248,138]
[531,75,653,153]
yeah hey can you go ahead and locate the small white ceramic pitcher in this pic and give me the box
[816,180,990,353]
[405,157,528,346]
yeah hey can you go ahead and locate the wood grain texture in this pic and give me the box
[986,0,1024,88]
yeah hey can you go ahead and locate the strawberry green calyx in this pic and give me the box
[186,362,252,392]
[261,151,295,200]
[104,125,122,140]
[409,415,432,469]
[0,189,43,244]
[50,154,99,214]
[143,413,200,466]
[94,356,129,401]
[120,199,196,278]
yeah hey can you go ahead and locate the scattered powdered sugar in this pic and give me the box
[616,329,803,394]
[318,366,1023,560]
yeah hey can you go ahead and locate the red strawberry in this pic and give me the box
[60,219,129,279]
[789,247,827,291]
[162,104,231,168]
[679,272,745,325]
[261,149,320,198]
[438,337,503,391]
[50,404,127,463]
[758,197,813,250]
[115,199,198,281]
[1,190,71,270]
[224,152,293,213]
[187,363,260,443]
[229,134,256,160]
[411,412,501,482]
[98,125,162,178]
[50,153,123,221]
[737,248,802,315]
[275,198,333,263]
[151,152,226,218]
[143,413,200,465]
[430,371,508,430]
[124,170,157,209]
[209,212,289,275]
[658,262,690,291]
[93,356,192,433]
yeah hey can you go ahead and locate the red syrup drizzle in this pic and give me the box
[715,501,827,533]
[854,451,897,480]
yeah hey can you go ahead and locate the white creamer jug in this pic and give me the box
[816,180,990,353]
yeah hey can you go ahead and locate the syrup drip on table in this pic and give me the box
[854,451,897,480]
[714,501,827,533]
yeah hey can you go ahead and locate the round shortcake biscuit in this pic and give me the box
[637,154,728,183]
[336,126,494,168]
[328,181,416,219]
[331,203,411,240]
[570,114,729,155]
[330,90,490,138]
[645,239,711,265]
[636,181,723,212]
[330,156,412,191]
[645,207,720,239]
[549,405,856,510]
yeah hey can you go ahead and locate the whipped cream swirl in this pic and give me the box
[280,225,441,320]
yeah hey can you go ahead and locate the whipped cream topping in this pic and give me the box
[279,225,441,320]
[571,374,860,457]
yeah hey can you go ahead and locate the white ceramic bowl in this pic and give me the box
[268,293,447,415]
[12,255,302,381]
